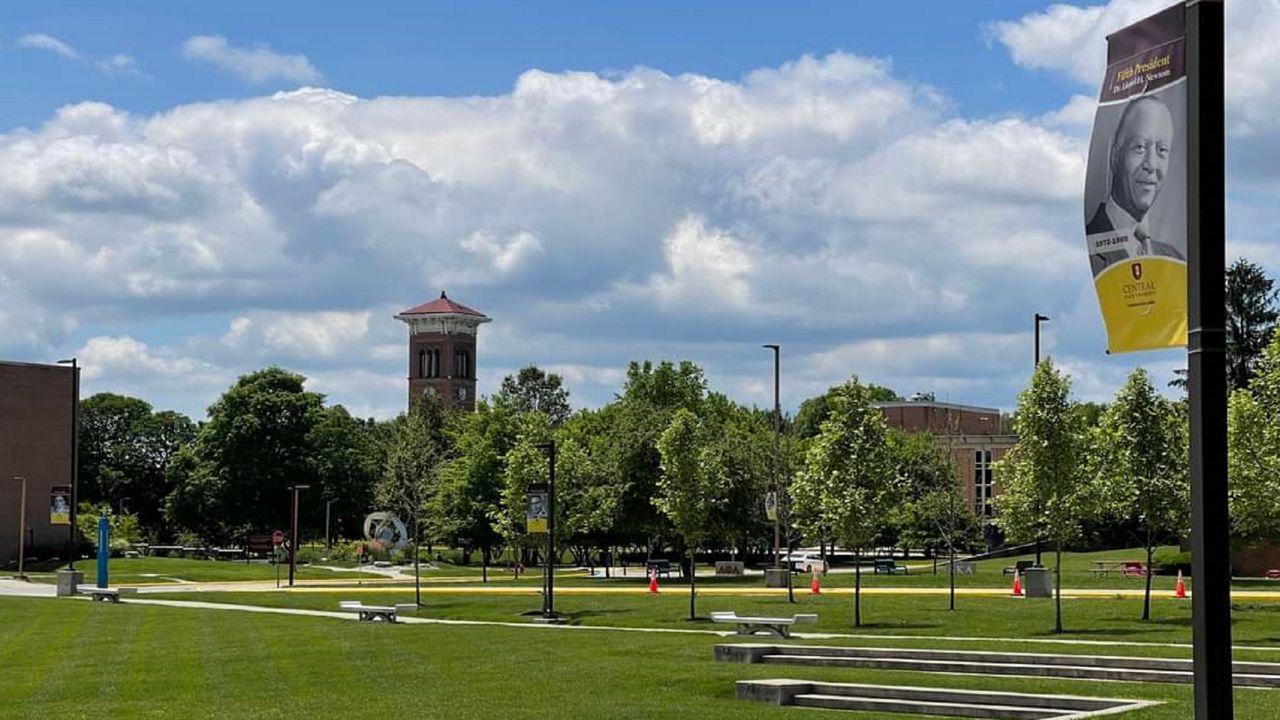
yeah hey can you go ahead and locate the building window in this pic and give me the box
[453,350,470,379]
[420,349,440,378]
[974,449,994,517]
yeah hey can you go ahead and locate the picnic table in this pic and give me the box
[1091,560,1148,578]
[710,611,817,638]
[873,559,908,575]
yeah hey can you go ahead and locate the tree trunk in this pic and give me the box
[855,545,865,625]
[949,538,956,612]
[1054,543,1063,634]
[1143,540,1154,621]
[482,544,489,584]
[688,546,697,621]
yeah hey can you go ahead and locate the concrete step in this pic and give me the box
[795,693,1062,718]
[736,679,1157,718]
[718,644,1280,688]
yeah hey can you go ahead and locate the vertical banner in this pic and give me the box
[50,485,71,525]
[1084,3,1187,354]
[526,483,549,534]
[764,491,778,522]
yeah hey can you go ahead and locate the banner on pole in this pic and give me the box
[765,491,778,522]
[526,483,549,534]
[49,485,71,525]
[1084,3,1187,354]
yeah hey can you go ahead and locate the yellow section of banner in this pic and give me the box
[526,518,547,534]
[1095,256,1187,353]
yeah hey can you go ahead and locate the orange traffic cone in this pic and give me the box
[810,570,822,595]
[1175,570,1187,599]
[1012,569,1024,597]
[648,570,659,594]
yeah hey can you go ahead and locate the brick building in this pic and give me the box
[875,400,1017,519]
[0,360,76,568]
[396,292,491,412]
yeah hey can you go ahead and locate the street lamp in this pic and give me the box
[1030,316,1049,567]
[325,498,337,551]
[534,440,561,623]
[56,358,79,570]
[12,476,27,580]
[287,484,310,587]
[762,343,793,601]
[1034,314,1050,367]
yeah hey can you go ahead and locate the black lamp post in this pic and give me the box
[56,358,79,570]
[12,476,27,580]
[1031,317,1048,567]
[534,441,560,622]
[287,484,310,587]
[762,343,792,602]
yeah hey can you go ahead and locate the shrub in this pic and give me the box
[1152,548,1192,576]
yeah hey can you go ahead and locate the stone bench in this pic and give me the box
[338,600,417,623]
[710,611,818,638]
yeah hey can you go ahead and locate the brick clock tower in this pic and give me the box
[396,292,491,411]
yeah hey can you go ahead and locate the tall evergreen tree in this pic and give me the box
[1227,258,1279,390]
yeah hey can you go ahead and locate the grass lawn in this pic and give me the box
[4,597,1280,719]
[23,557,386,586]
[143,587,1280,658]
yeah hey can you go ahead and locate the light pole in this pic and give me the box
[325,498,337,551]
[1031,316,1048,567]
[287,484,310,587]
[56,358,79,570]
[762,343,793,602]
[1034,314,1050,367]
[12,476,27,580]
[534,440,560,622]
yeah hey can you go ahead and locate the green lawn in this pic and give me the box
[2,597,1279,719]
[142,587,1280,659]
[24,557,386,585]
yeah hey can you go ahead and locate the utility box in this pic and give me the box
[1024,566,1053,598]
[55,569,83,597]
[764,568,790,588]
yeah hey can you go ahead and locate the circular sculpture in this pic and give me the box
[362,511,410,549]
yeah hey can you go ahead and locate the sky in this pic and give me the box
[1,0,1277,421]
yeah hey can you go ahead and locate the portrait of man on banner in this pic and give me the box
[50,485,71,525]
[526,484,549,534]
[1087,95,1185,277]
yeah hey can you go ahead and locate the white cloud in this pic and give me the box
[2,41,1276,419]
[19,33,79,59]
[96,53,142,76]
[182,35,321,84]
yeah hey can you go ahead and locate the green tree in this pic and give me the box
[889,430,958,556]
[994,360,1087,634]
[79,393,195,536]
[1228,333,1280,544]
[913,486,982,610]
[1227,258,1279,390]
[165,368,325,543]
[310,405,384,544]
[655,408,725,620]
[792,377,896,627]
[794,383,900,439]
[435,400,518,580]
[377,396,449,604]
[498,413,556,569]
[493,366,572,425]
[1094,368,1188,621]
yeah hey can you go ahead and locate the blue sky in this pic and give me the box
[1,0,1276,420]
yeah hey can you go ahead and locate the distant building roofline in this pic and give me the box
[873,400,1003,416]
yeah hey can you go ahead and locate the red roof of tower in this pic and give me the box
[399,291,487,317]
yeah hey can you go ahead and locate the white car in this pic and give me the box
[783,552,828,574]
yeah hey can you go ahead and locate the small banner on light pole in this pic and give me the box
[1084,2,1187,354]
[526,483,549,534]
[50,485,71,525]
[765,491,778,522]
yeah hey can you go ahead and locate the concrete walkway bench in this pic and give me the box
[710,611,818,638]
[85,587,122,603]
[338,600,417,623]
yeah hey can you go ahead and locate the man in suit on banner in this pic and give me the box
[1088,95,1185,276]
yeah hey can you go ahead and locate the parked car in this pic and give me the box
[783,551,828,574]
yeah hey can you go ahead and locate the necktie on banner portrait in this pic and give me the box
[1084,3,1188,354]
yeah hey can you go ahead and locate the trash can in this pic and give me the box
[764,568,790,588]
[1023,566,1053,598]
[56,569,84,597]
